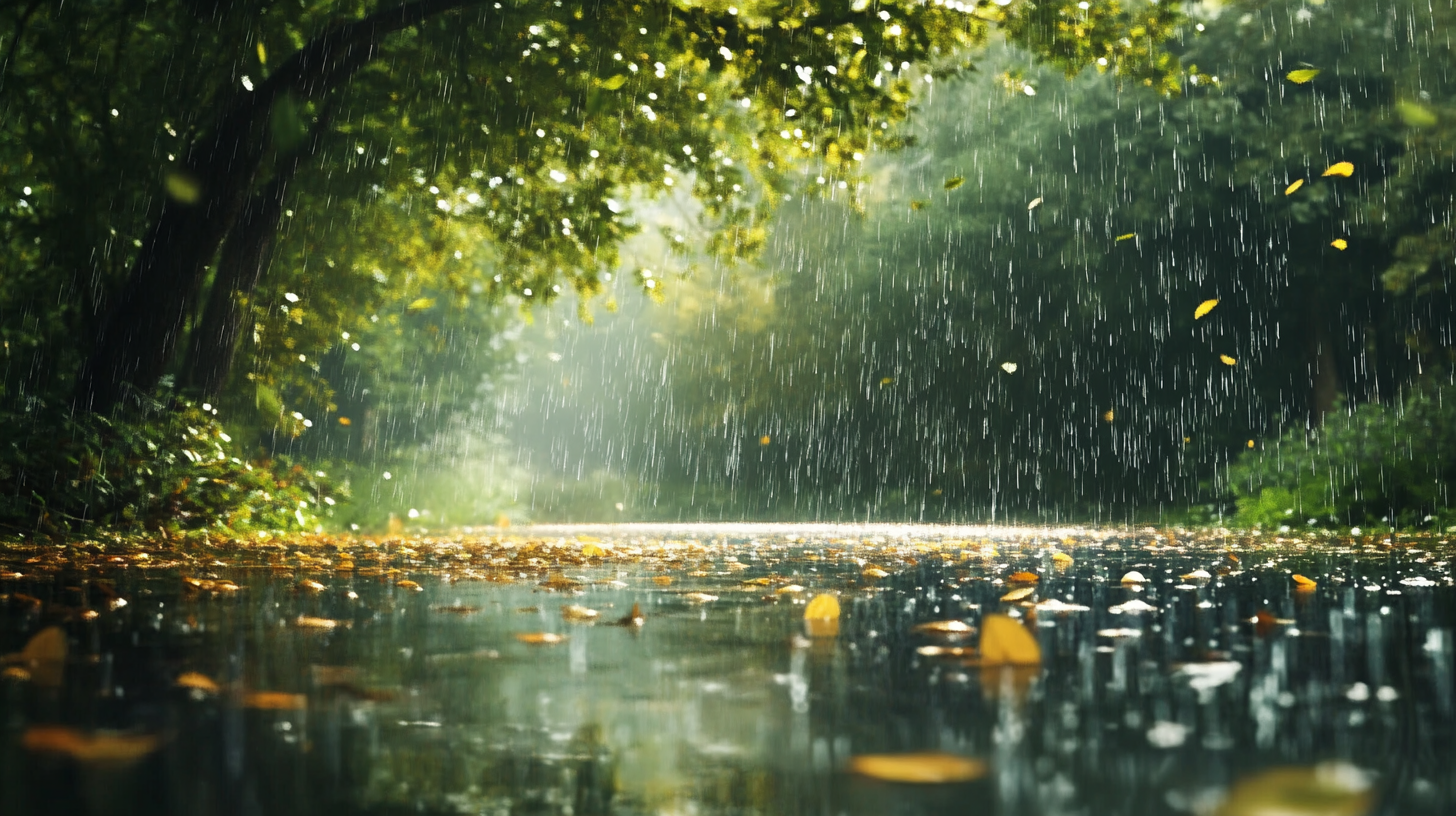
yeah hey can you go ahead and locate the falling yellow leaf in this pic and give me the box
[979,614,1042,666]
[1103,409,1115,423]
[599,74,628,90]
[337,416,352,426]
[1000,586,1035,603]
[175,672,220,694]
[1027,196,1043,210]
[1000,362,1018,373]
[910,199,929,211]
[256,41,267,64]
[1215,763,1372,816]
[406,297,436,312]
[1322,161,1354,177]
[1220,354,1238,366]
[1285,179,1305,195]
[1292,574,1318,590]
[1330,238,1348,250]
[849,752,989,784]
[515,632,567,645]
[759,435,772,445]
[879,376,894,386]
[943,176,966,191]
[1194,298,1220,319]
[1396,99,1438,128]
[22,727,162,766]
[1116,232,1136,242]
[1247,439,1256,449]
[1286,68,1321,84]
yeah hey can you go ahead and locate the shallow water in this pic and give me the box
[1,524,1452,815]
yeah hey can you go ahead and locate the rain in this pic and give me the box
[0,0,1453,814]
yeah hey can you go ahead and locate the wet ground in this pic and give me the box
[1,523,1452,816]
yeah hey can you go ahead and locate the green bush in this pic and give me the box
[0,390,343,536]
[1228,384,1456,530]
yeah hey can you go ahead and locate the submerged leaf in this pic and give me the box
[849,752,988,784]
[1194,298,1220,319]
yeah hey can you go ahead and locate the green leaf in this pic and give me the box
[943,176,965,191]
[599,74,628,90]
[406,297,436,312]
[1396,99,1437,128]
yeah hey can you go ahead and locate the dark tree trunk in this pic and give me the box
[179,180,286,399]
[73,0,484,413]
[1308,293,1341,425]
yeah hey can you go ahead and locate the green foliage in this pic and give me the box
[1228,386,1456,530]
[0,391,342,536]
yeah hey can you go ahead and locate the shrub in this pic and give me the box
[1228,384,1456,530]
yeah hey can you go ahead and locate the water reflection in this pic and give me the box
[1,524,1452,815]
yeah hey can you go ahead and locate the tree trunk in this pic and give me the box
[73,0,484,413]
[1308,294,1341,425]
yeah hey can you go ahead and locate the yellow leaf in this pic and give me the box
[863,566,890,578]
[1330,238,1348,250]
[1220,354,1238,366]
[652,575,673,586]
[581,543,606,557]
[1051,551,1074,565]
[1116,232,1136,242]
[1007,571,1040,583]
[21,626,67,663]
[244,691,308,710]
[1247,439,1256,449]
[849,752,988,784]
[684,592,718,603]
[1396,99,1438,128]
[599,74,628,90]
[337,416,352,426]
[1000,586,1035,602]
[943,176,965,191]
[805,593,841,621]
[22,726,162,766]
[1322,161,1354,177]
[1292,574,1318,590]
[295,615,340,629]
[1285,179,1305,195]
[979,614,1042,666]
[1103,409,1115,423]
[175,672,220,694]
[561,604,599,622]
[1194,298,1220,319]
[879,376,893,386]
[516,632,567,645]
[165,172,203,204]
[1286,68,1321,84]
[913,620,974,635]
[406,297,436,312]
[256,41,268,65]
[1215,763,1371,816]
[759,435,771,445]
[1000,362,1018,373]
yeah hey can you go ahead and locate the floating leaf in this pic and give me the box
[599,74,628,90]
[1121,571,1149,583]
[652,575,673,586]
[22,727,162,766]
[581,542,607,557]
[1292,574,1318,590]
[396,579,423,591]
[245,691,308,710]
[1000,586,1035,603]
[943,176,965,190]
[1322,161,1354,177]
[1216,763,1372,816]
[863,566,890,578]
[913,620,974,635]
[849,752,988,784]
[684,592,718,603]
[516,632,567,645]
[1330,238,1348,250]
[298,579,326,592]
[1285,179,1305,195]
[21,626,67,663]
[406,297,436,312]
[1220,354,1238,366]
[1116,232,1136,242]
[294,615,339,630]
[1286,68,1321,84]
[615,603,646,627]
[1000,362,1018,373]
[1007,571,1040,583]
[561,604,600,622]
[979,614,1042,666]
[175,672,219,694]
[1051,551,1074,565]
[1194,298,1220,319]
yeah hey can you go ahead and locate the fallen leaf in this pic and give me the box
[175,672,219,694]
[561,604,600,622]
[1330,238,1348,250]
[22,726,162,766]
[943,176,965,190]
[432,604,481,614]
[395,579,423,591]
[804,593,842,637]
[244,691,308,710]
[1216,763,1372,816]
[1000,587,1036,603]
[979,614,1042,666]
[913,620,974,636]
[684,592,718,603]
[1286,68,1321,84]
[298,579,326,592]
[1181,569,1212,580]
[863,566,890,578]
[652,575,674,586]
[294,615,340,630]
[1194,298,1220,319]
[1322,161,1354,177]
[916,645,977,657]
[615,603,646,627]
[1051,551,1074,565]
[1292,574,1318,590]
[775,584,807,595]
[581,543,608,557]
[1120,571,1149,584]
[1007,571,1039,583]
[516,632,567,645]
[1285,179,1305,195]
[849,752,988,784]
